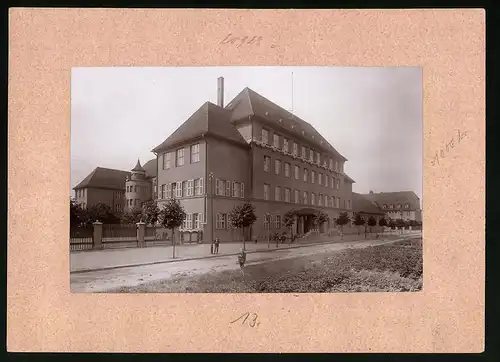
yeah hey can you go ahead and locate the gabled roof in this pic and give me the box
[73,167,130,190]
[362,191,421,211]
[343,173,355,183]
[352,193,385,215]
[225,87,347,161]
[152,102,248,153]
[143,158,157,178]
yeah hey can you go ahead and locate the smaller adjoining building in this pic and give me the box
[73,158,157,213]
[361,190,422,222]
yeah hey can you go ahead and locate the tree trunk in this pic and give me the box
[172,228,176,258]
[341,226,344,240]
[242,227,246,251]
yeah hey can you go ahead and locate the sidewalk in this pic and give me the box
[70,230,421,273]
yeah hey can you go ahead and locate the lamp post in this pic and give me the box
[267,212,271,249]
[208,172,215,253]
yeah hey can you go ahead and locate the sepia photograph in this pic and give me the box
[70,66,423,293]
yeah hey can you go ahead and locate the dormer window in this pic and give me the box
[278,118,283,124]
[405,203,410,209]
[390,204,394,209]
[383,204,388,208]
[301,130,305,136]
[312,135,315,140]
[397,204,401,208]
[291,124,296,130]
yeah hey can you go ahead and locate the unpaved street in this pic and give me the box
[71,235,417,292]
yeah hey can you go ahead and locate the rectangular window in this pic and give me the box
[163,152,171,169]
[262,129,269,144]
[275,215,281,229]
[318,173,323,185]
[311,193,316,205]
[294,189,300,204]
[275,159,281,175]
[325,176,329,187]
[311,171,316,183]
[329,196,333,207]
[348,200,351,209]
[335,160,338,171]
[285,188,291,202]
[226,181,231,197]
[216,179,224,196]
[273,134,280,148]
[176,148,185,167]
[264,184,270,200]
[316,152,320,164]
[233,182,242,198]
[284,163,290,177]
[193,213,199,229]
[190,143,200,163]
[324,195,328,206]
[318,194,323,206]
[336,179,340,190]
[216,213,227,229]
[293,142,298,156]
[329,158,333,169]
[176,182,182,198]
[241,183,244,198]
[309,149,314,161]
[301,146,306,158]
[187,180,194,196]
[264,156,270,172]
[331,176,335,189]
[303,191,308,205]
[283,138,289,152]
[275,186,281,201]
[167,183,172,198]
[160,184,165,199]
[182,181,188,197]
[303,168,308,182]
[294,165,299,179]
[264,214,270,229]
[194,178,204,195]
[187,214,193,230]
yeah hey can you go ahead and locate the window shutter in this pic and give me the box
[200,178,204,195]
[241,183,244,198]
[232,182,236,197]
[226,181,231,197]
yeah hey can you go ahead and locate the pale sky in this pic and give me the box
[71,66,422,199]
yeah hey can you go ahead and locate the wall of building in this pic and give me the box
[156,140,207,198]
[86,188,117,210]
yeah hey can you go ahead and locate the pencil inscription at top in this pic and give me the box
[220,33,278,48]
[431,129,469,166]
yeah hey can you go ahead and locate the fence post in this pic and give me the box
[136,222,146,247]
[93,221,103,250]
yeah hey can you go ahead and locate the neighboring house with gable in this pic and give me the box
[361,190,422,222]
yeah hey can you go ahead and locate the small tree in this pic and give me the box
[228,203,257,251]
[283,210,296,242]
[70,199,87,228]
[158,199,186,258]
[388,219,396,231]
[142,200,160,226]
[313,211,330,231]
[87,203,120,224]
[121,208,144,224]
[378,217,387,234]
[367,216,377,235]
[353,213,366,235]
[335,212,350,240]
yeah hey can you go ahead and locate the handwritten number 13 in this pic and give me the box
[230,312,259,327]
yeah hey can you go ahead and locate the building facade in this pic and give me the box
[362,190,422,222]
[73,159,157,213]
[152,77,356,242]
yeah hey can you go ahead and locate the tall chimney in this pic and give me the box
[217,77,224,107]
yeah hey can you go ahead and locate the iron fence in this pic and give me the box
[70,226,94,251]
[102,224,138,247]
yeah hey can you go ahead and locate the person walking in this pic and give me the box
[237,248,247,276]
[214,237,220,254]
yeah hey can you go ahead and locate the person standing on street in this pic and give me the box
[237,248,247,276]
[214,237,220,254]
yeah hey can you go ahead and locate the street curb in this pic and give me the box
[70,233,420,274]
